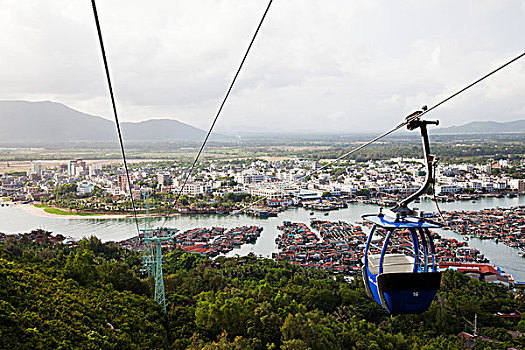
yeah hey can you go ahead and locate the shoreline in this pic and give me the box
[21,204,130,219]
[2,196,525,281]
[20,203,181,220]
[4,193,524,220]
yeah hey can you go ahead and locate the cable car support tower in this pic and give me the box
[140,191,178,312]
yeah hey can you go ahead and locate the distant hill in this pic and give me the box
[436,119,525,134]
[122,119,208,141]
[0,100,224,143]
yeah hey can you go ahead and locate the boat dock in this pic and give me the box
[275,220,364,274]
[442,206,525,254]
[176,226,263,256]
[274,220,490,275]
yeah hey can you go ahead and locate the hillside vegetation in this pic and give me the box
[1,236,524,349]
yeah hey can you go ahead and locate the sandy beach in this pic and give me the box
[20,203,137,220]
[1,197,180,220]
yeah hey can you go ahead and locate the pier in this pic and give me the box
[442,206,525,253]
[175,226,262,257]
[274,220,491,276]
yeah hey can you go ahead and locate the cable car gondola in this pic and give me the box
[362,110,442,314]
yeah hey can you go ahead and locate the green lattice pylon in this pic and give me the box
[141,228,156,277]
[143,235,173,312]
[141,192,156,277]
[140,191,179,312]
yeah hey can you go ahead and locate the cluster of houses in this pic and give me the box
[0,157,523,205]
[435,160,524,194]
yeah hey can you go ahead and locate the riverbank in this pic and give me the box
[19,202,242,220]
[17,203,184,220]
[1,195,525,279]
[14,192,524,220]
[22,203,138,219]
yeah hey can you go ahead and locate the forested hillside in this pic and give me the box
[1,236,524,349]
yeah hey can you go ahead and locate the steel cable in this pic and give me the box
[233,50,525,214]
[160,0,274,227]
[91,0,141,235]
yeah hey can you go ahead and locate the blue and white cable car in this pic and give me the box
[362,213,442,314]
[362,110,442,314]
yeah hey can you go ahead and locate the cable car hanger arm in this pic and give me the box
[387,107,439,218]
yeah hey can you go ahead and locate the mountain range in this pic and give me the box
[1,100,524,143]
[436,119,525,134]
[0,100,224,143]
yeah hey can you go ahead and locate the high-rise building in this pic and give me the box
[30,161,43,176]
[118,174,130,194]
[67,159,86,176]
[89,163,103,178]
[67,160,77,176]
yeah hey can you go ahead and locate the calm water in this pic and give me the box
[1,196,524,279]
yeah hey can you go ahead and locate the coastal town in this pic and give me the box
[1,157,524,284]
[0,157,523,217]
[4,2,525,347]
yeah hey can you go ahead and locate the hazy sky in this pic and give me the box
[1,0,525,133]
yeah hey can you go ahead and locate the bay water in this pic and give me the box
[1,196,524,280]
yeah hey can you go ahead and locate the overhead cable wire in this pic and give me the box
[230,125,412,214]
[432,162,447,224]
[409,50,525,123]
[160,0,274,227]
[91,0,140,235]
[233,50,525,215]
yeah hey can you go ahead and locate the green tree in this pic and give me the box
[321,191,332,198]
[63,248,98,285]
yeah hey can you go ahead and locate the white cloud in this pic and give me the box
[0,0,524,132]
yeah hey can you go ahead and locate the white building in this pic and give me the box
[250,187,285,199]
[77,181,94,195]
[235,170,265,184]
[436,185,462,194]
[178,182,210,196]
[483,182,495,191]
[106,187,123,196]
[339,184,358,195]
[498,159,509,167]
[30,161,43,176]
[470,181,483,191]
[509,179,525,192]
